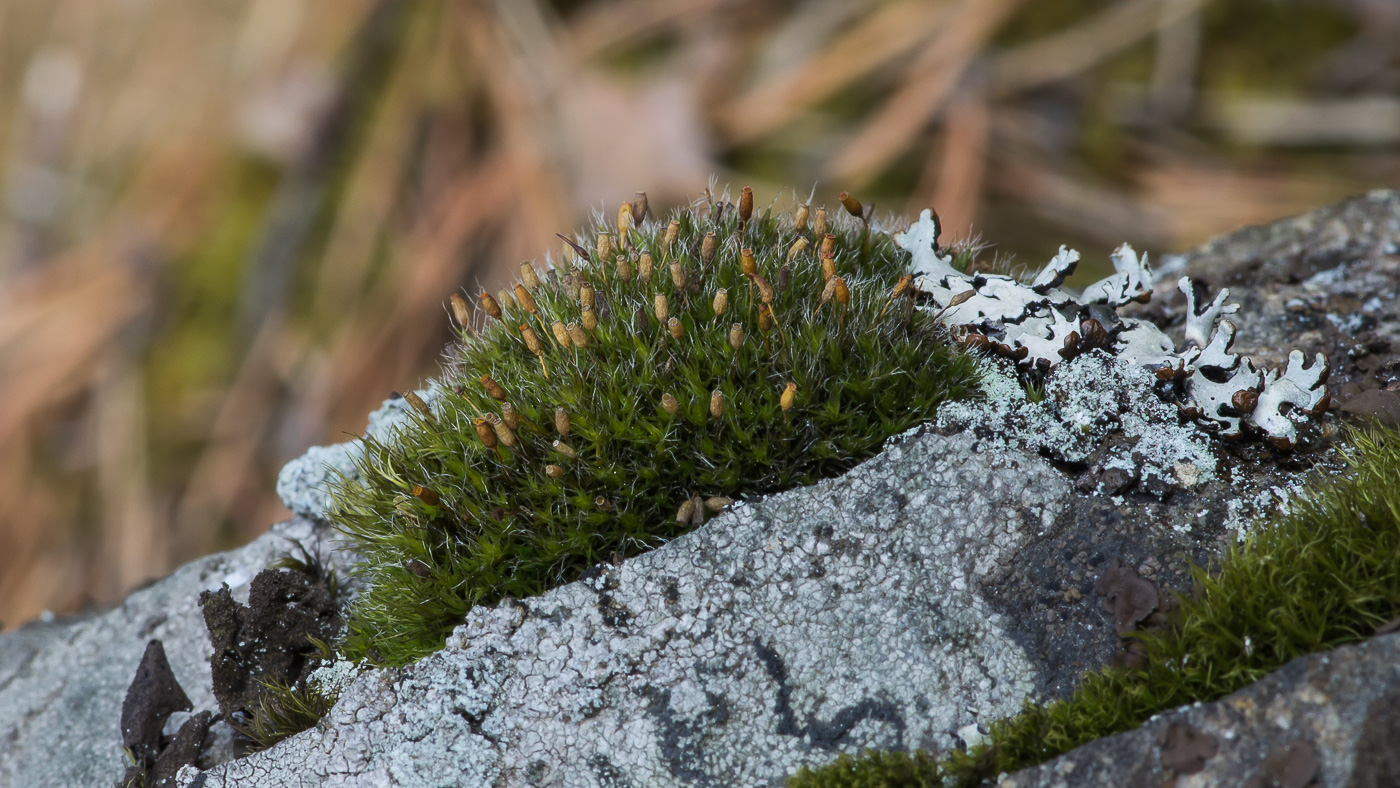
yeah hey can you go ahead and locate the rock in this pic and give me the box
[3,192,1399,787]
[276,390,439,519]
[191,430,1060,786]
[1339,388,1400,429]
[998,633,1400,788]
[0,518,340,788]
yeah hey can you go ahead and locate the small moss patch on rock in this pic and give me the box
[328,191,983,666]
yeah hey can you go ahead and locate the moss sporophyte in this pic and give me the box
[328,188,983,666]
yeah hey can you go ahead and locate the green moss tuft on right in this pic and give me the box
[788,749,942,787]
[795,426,1400,786]
[329,194,983,666]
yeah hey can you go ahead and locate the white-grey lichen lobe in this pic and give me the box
[898,210,1329,448]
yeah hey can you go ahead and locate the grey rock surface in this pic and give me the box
[276,389,439,519]
[0,518,334,788]
[998,632,1400,788]
[190,430,1062,787]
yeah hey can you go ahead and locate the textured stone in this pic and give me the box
[191,430,1061,787]
[998,633,1400,788]
[0,518,338,788]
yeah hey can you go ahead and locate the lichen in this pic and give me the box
[898,209,1330,448]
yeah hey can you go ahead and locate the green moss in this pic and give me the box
[328,194,982,666]
[796,427,1400,787]
[788,749,942,788]
[235,678,337,753]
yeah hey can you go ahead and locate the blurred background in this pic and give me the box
[0,0,1396,629]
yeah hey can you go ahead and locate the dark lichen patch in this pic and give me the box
[120,640,193,765]
[118,640,198,787]
[1245,740,1320,788]
[150,711,214,787]
[329,189,982,666]
[1157,721,1218,775]
[198,562,343,752]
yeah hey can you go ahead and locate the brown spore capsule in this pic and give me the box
[668,317,684,340]
[566,323,589,348]
[581,306,598,332]
[821,256,836,282]
[404,391,433,419]
[551,320,570,347]
[821,276,838,305]
[479,292,503,321]
[700,232,717,266]
[661,393,680,415]
[513,283,538,315]
[752,274,774,304]
[554,407,570,436]
[520,262,541,291]
[794,203,809,233]
[675,497,697,525]
[670,260,686,290]
[545,464,564,479]
[492,418,517,448]
[638,251,654,283]
[704,496,733,512]
[833,277,850,306]
[780,382,797,411]
[839,191,864,219]
[449,293,472,328]
[663,220,680,260]
[520,324,544,356]
[739,186,754,224]
[814,206,828,235]
[597,233,614,262]
[580,282,595,309]
[498,288,517,311]
[777,265,791,296]
[759,304,774,332]
[615,254,632,282]
[820,233,836,259]
[712,288,729,317]
[552,440,579,459]
[741,248,757,277]
[787,237,808,262]
[631,192,649,223]
[474,418,498,448]
[728,323,745,351]
[654,293,669,323]
[709,389,725,418]
[617,203,634,238]
[412,485,440,506]
[595,496,614,512]
[501,401,520,430]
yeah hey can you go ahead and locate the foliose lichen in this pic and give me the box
[899,209,1330,448]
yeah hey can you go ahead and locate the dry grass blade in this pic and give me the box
[827,0,1026,186]
[717,0,949,144]
[990,0,1212,97]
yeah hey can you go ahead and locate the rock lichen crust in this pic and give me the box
[185,430,1061,788]
[899,209,1330,447]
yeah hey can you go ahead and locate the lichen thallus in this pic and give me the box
[327,187,983,666]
